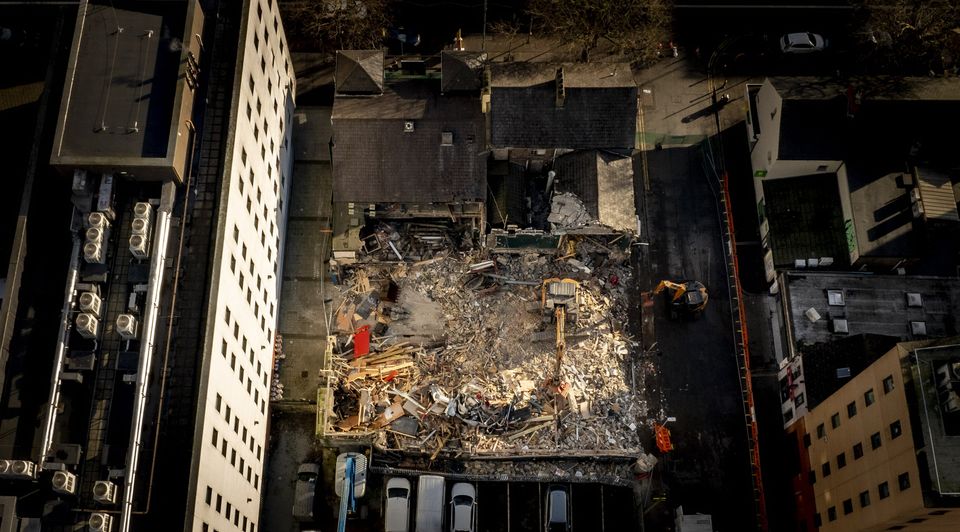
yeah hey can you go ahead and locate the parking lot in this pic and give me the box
[302,472,637,532]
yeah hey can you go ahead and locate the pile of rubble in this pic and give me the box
[323,235,649,458]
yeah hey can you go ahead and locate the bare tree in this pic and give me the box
[527,0,672,64]
[855,0,960,74]
[280,0,390,53]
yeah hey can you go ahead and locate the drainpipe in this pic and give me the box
[38,232,82,467]
[118,180,176,532]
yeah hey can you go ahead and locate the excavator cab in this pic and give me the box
[653,280,708,319]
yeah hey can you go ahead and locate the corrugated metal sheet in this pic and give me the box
[916,167,960,222]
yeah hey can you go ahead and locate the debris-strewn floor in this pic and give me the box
[324,238,650,458]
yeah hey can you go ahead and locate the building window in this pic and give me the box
[202,524,208,532]
[847,401,857,418]
[808,470,816,484]
[837,452,846,469]
[221,439,227,457]
[205,486,212,504]
[813,513,822,527]
[859,490,870,508]
[231,449,237,466]
[842,498,853,515]
[817,423,825,439]
[853,442,864,459]
[898,472,910,491]
[883,375,895,394]
[879,481,890,499]
[225,405,231,422]
[865,388,875,406]
[248,75,255,93]
[211,427,218,447]
[231,354,237,371]
[890,420,902,439]
[827,506,837,522]
[216,494,222,512]
[225,502,231,517]
[831,413,840,429]
[871,432,882,449]
[822,462,831,477]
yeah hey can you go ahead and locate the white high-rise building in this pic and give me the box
[187,1,294,530]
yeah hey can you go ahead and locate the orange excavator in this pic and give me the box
[653,280,708,319]
[541,278,580,394]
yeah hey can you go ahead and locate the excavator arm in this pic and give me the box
[554,306,565,381]
[654,280,687,301]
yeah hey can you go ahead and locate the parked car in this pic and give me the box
[544,485,571,532]
[415,475,445,532]
[780,32,827,54]
[448,483,477,532]
[385,477,412,532]
[293,463,320,521]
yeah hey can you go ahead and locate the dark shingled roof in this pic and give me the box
[489,63,637,149]
[331,80,486,203]
[441,51,485,93]
[762,173,850,267]
[553,150,637,233]
[801,334,899,410]
[335,50,384,94]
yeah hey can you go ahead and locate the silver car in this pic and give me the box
[545,485,571,532]
[448,483,477,532]
[780,32,827,54]
[385,477,412,532]
[293,463,320,521]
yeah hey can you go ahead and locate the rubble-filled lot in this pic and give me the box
[322,235,651,458]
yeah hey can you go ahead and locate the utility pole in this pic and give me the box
[482,0,487,51]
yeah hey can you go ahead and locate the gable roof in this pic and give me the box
[331,80,486,204]
[335,50,384,94]
[489,62,637,150]
[553,150,637,233]
[441,51,485,93]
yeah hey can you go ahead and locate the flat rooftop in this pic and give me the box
[905,341,960,496]
[763,174,849,268]
[50,0,201,182]
[782,271,960,347]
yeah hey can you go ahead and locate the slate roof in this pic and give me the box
[335,50,384,94]
[553,150,637,233]
[331,80,486,203]
[800,334,899,410]
[489,62,637,149]
[441,51,485,93]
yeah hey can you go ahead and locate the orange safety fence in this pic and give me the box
[721,171,768,532]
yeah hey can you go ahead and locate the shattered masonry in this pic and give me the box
[322,224,653,459]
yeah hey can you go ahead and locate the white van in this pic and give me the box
[415,475,445,532]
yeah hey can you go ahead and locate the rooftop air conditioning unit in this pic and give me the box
[131,217,150,236]
[92,480,118,504]
[88,512,113,532]
[116,314,138,340]
[76,313,99,339]
[52,470,77,495]
[83,242,104,263]
[85,227,105,244]
[129,235,149,259]
[87,212,110,230]
[79,292,102,318]
[133,202,152,219]
[1,460,37,479]
[910,187,922,203]
[912,201,925,219]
